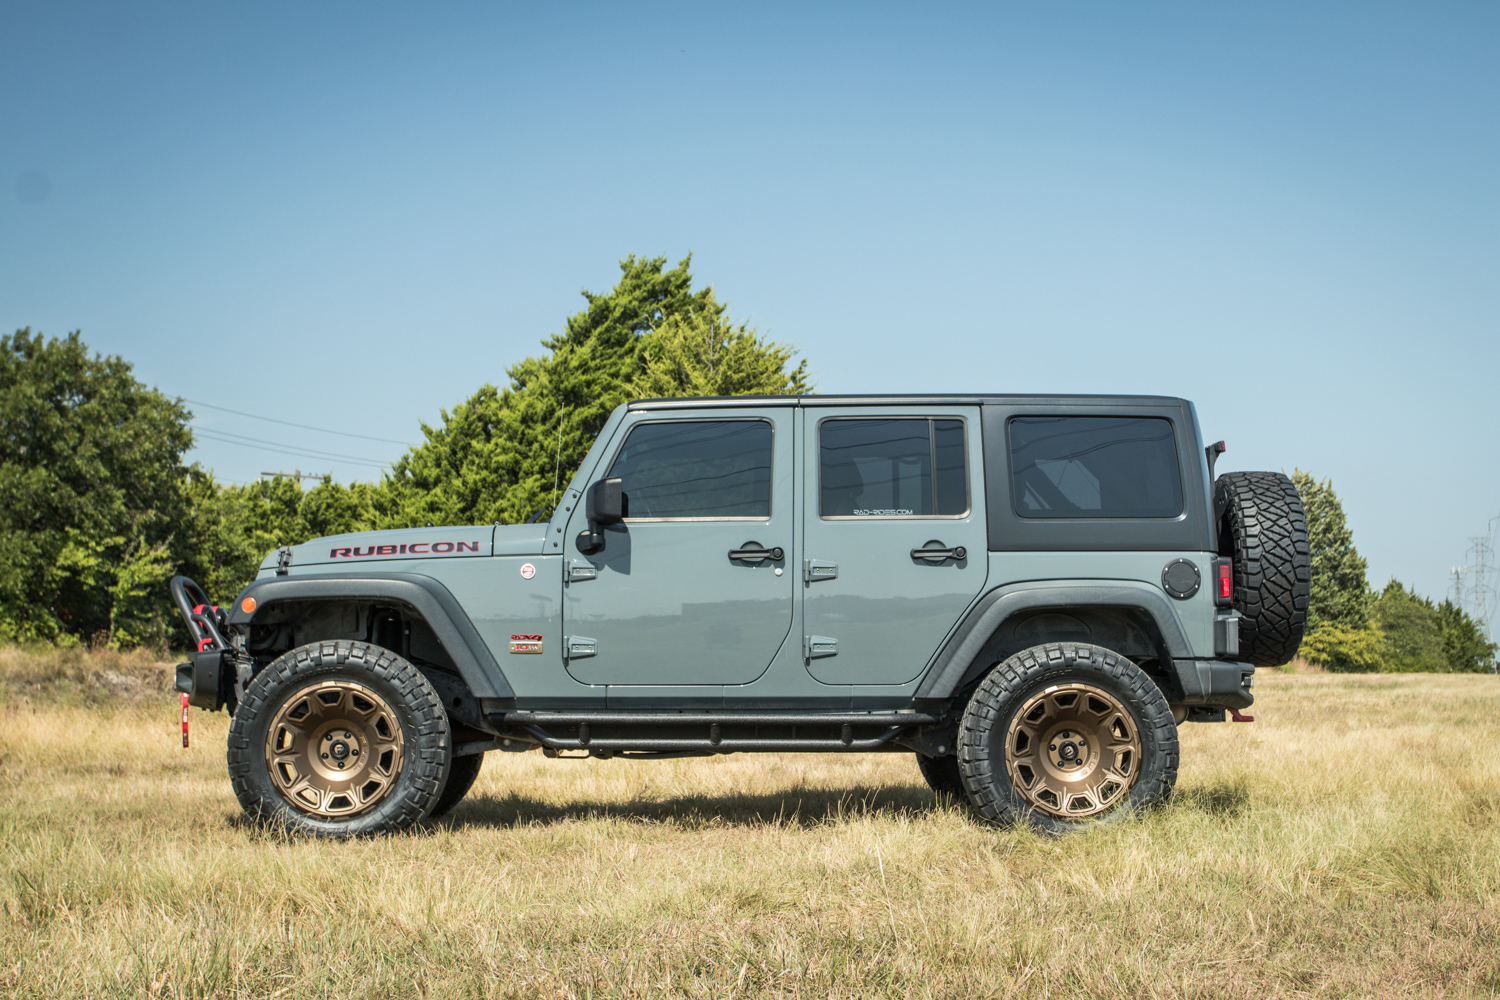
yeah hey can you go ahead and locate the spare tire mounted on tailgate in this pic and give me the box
[1214,471,1311,667]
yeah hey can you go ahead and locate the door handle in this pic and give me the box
[729,544,784,564]
[911,541,967,562]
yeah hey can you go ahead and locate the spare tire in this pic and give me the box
[1214,471,1310,666]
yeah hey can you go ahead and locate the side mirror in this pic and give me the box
[577,478,625,554]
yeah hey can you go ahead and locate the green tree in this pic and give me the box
[0,329,193,646]
[1291,470,1372,630]
[1370,580,1445,672]
[1435,598,1497,672]
[380,254,811,528]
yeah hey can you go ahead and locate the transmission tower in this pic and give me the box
[1461,521,1497,650]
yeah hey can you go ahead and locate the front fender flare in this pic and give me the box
[226,573,514,700]
[916,580,1194,700]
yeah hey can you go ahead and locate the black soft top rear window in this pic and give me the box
[1008,416,1183,518]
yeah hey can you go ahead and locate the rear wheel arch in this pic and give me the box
[918,584,1193,708]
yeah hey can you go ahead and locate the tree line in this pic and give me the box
[0,256,809,648]
[1293,472,1495,672]
[2,254,1492,669]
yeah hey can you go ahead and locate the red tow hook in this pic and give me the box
[182,693,190,748]
[1228,708,1255,723]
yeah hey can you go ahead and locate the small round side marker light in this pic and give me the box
[242,596,257,614]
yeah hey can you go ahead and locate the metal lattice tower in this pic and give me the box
[1460,519,1498,645]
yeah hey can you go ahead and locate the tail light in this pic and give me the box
[1214,558,1234,606]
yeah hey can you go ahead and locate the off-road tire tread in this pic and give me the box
[430,750,484,817]
[915,752,965,797]
[1215,471,1310,666]
[958,642,1178,832]
[227,640,450,837]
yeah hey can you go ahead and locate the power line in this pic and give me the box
[193,425,389,466]
[183,397,416,446]
[191,428,389,470]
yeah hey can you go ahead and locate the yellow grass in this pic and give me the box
[2,648,1499,999]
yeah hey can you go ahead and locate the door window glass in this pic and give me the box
[1008,416,1183,518]
[820,418,968,517]
[608,420,772,519]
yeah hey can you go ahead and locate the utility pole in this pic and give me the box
[260,469,328,482]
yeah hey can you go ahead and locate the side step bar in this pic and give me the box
[490,710,943,756]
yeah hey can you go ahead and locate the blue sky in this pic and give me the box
[3,2,1497,603]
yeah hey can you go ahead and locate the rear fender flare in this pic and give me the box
[917,581,1194,701]
[226,573,514,700]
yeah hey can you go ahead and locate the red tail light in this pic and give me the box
[1217,561,1233,600]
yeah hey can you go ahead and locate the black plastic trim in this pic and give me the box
[915,582,1194,700]
[227,573,513,700]
[1172,658,1255,709]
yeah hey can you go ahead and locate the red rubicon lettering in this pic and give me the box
[330,548,352,558]
[510,634,543,641]
[409,542,429,554]
[352,546,378,557]
[457,541,480,553]
[432,542,454,553]
[376,545,397,555]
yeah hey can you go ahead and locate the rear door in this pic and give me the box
[561,407,796,686]
[801,407,988,685]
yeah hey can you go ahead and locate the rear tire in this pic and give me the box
[1215,471,1311,666]
[430,751,484,817]
[228,640,451,837]
[915,753,965,797]
[958,642,1178,833]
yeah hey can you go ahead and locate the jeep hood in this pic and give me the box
[257,523,549,577]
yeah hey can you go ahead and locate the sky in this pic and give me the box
[3,2,1497,605]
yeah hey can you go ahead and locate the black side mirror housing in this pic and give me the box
[577,478,625,554]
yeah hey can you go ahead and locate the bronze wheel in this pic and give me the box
[1004,682,1141,818]
[264,678,406,818]
[958,642,1178,832]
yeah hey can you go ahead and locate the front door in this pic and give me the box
[801,407,988,685]
[561,408,796,686]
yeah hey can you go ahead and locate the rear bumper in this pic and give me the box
[1172,658,1254,709]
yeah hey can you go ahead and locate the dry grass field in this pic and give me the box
[2,646,1499,999]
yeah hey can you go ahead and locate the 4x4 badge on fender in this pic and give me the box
[509,634,543,654]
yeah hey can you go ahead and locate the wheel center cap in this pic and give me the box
[330,740,350,761]
[1059,741,1079,761]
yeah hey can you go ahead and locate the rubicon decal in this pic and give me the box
[328,541,483,558]
[520,563,536,579]
[509,634,543,654]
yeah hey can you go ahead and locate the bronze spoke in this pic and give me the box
[265,678,405,820]
[1004,682,1143,820]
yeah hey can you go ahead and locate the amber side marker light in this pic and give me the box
[242,596,257,614]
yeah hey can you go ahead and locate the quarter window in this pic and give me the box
[607,420,773,519]
[1009,416,1182,518]
[820,418,968,517]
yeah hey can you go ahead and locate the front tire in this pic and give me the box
[228,641,451,837]
[958,642,1178,833]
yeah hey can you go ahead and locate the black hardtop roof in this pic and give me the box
[628,393,1192,410]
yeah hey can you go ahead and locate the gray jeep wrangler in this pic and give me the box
[172,394,1309,836]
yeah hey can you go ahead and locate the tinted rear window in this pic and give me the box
[820,418,969,517]
[1008,416,1182,518]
